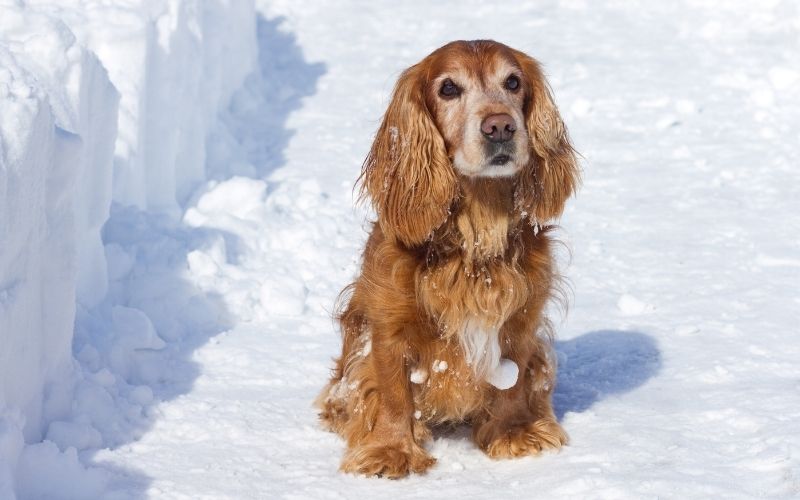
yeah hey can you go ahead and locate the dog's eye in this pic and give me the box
[439,79,461,98]
[505,75,520,92]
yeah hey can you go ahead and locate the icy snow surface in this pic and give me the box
[2,0,800,498]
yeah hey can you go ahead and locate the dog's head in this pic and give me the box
[361,40,579,247]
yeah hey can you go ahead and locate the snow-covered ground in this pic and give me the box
[2,0,800,498]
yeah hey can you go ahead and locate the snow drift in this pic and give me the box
[0,1,256,495]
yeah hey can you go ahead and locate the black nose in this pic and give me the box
[481,113,516,143]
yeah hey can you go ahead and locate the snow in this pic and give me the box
[410,368,428,385]
[432,360,449,374]
[0,0,255,496]
[616,293,654,316]
[0,6,117,485]
[487,359,519,391]
[16,442,107,500]
[1,0,800,498]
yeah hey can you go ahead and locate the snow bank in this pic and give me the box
[0,0,256,495]
[0,11,118,495]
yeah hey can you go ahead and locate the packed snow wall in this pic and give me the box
[0,1,256,494]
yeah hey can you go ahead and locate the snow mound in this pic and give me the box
[487,358,519,390]
[0,1,257,496]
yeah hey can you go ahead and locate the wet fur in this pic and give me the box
[316,40,580,478]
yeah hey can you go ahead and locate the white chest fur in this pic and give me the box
[459,320,518,390]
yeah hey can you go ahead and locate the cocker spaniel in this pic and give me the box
[317,40,580,478]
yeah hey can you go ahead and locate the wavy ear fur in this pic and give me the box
[360,64,458,247]
[512,51,580,223]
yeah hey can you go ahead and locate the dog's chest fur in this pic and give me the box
[412,179,531,420]
[413,258,529,421]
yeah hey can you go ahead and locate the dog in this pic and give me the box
[316,40,580,478]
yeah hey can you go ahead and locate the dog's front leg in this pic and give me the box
[340,329,435,478]
[472,347,567,459]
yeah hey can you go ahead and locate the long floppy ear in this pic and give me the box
[512,51,580,223]
[359,64,458,247]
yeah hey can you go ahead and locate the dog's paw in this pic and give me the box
[341,442,436,478]
[483,418,568,459]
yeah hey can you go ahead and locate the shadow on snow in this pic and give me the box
[554,330,661,420]
[76,14,326,496]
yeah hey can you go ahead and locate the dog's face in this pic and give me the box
[424,43,531,178]
[361,40,579,247]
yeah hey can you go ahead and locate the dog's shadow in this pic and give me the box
[554,329,661,419]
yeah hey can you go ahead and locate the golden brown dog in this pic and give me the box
[316,40,580,478]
